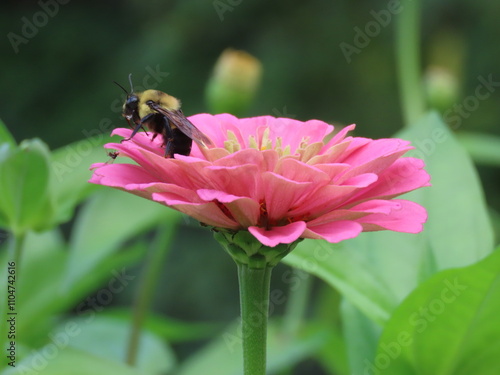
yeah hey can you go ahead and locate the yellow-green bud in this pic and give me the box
[424,66,459,113]
[205,48,262,116]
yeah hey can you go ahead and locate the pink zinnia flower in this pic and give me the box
[90,114,430,247]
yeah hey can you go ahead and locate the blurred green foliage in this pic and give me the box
[1,0,500,374]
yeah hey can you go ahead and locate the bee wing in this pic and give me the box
[149,103,214,148]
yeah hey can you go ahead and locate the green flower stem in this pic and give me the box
[396,0,425,126]
[126,223,175,366]
[237,262,273,375]
[213,230,302,375]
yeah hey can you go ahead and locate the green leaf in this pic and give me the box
[0,347,143,375]
[0,139,54,234]
[177,321,326,375]
[0,119,15,147]
[64,188,179,290]
[53,315,175,374]
[456,131,500,166]
[5,230,146,348]
[340,300,381,375]
[374,248,500,375]
[397,111,494,268]
[50,133,116,223]
[283,240,395,325]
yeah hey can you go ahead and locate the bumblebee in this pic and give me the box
[115,75,212,158]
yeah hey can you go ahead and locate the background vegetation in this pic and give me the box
[1,0,499,374]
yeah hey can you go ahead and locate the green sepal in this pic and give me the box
[213,229,302,269]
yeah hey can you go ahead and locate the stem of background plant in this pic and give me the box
[277,274,312,375]
[237,262,273,375]
[396,0,426,126]
[126,222,176,366]
[282,273,312,338]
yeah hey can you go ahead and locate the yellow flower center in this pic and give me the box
[223,127,321,160]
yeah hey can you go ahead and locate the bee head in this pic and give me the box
[123,94,139,119]
[114,74,138,120]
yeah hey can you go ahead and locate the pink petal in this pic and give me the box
[262,172,314,221]
[152,193,239,229]
[205,164,262,199]
[306,200,403,226]
[89,163,158,187]
[213,148,264,169]
[321,124,356,150]
[249,221,307,247]
[287,184,364,218]
[355,199,427,233]
[310,163,350,180]
[288,174,379,218]
[112,128,164,152]
[308,140,352,165]
[339,138,412,173]
[196,189,260,227]
[135,182,201,202]
[188,113,233,148]
[266,118,332,154]
[347,157,431,202]
[274,158,331,184]
[303,221,363,243]
[340,173,378,187]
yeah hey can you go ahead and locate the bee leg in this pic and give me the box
[161,116,175,158]
[122,114,154,142]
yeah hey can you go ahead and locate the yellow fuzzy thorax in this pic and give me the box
[136,90,181,118]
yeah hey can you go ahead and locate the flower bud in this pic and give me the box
[424,66,459,113]
[205,48,262,116]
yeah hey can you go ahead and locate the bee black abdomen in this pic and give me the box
[169,128,192,156]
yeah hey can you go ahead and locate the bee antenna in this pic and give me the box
[128,73,134,93]
[113,80,129,95]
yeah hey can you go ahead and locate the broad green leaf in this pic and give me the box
[397,111,493,268]
[283,240,395,325]
[53,315,175,375]
[0,347,143,375]
[0,119,15,147]
[456,131,500,166]
[341,300,381,375]
[0,139,54,234]
[375,248,500,375]
[50,133,116,223]
[296,112,495,328]
[64,189,179,290]
[177,321,326,375]
[0,230,146,348]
